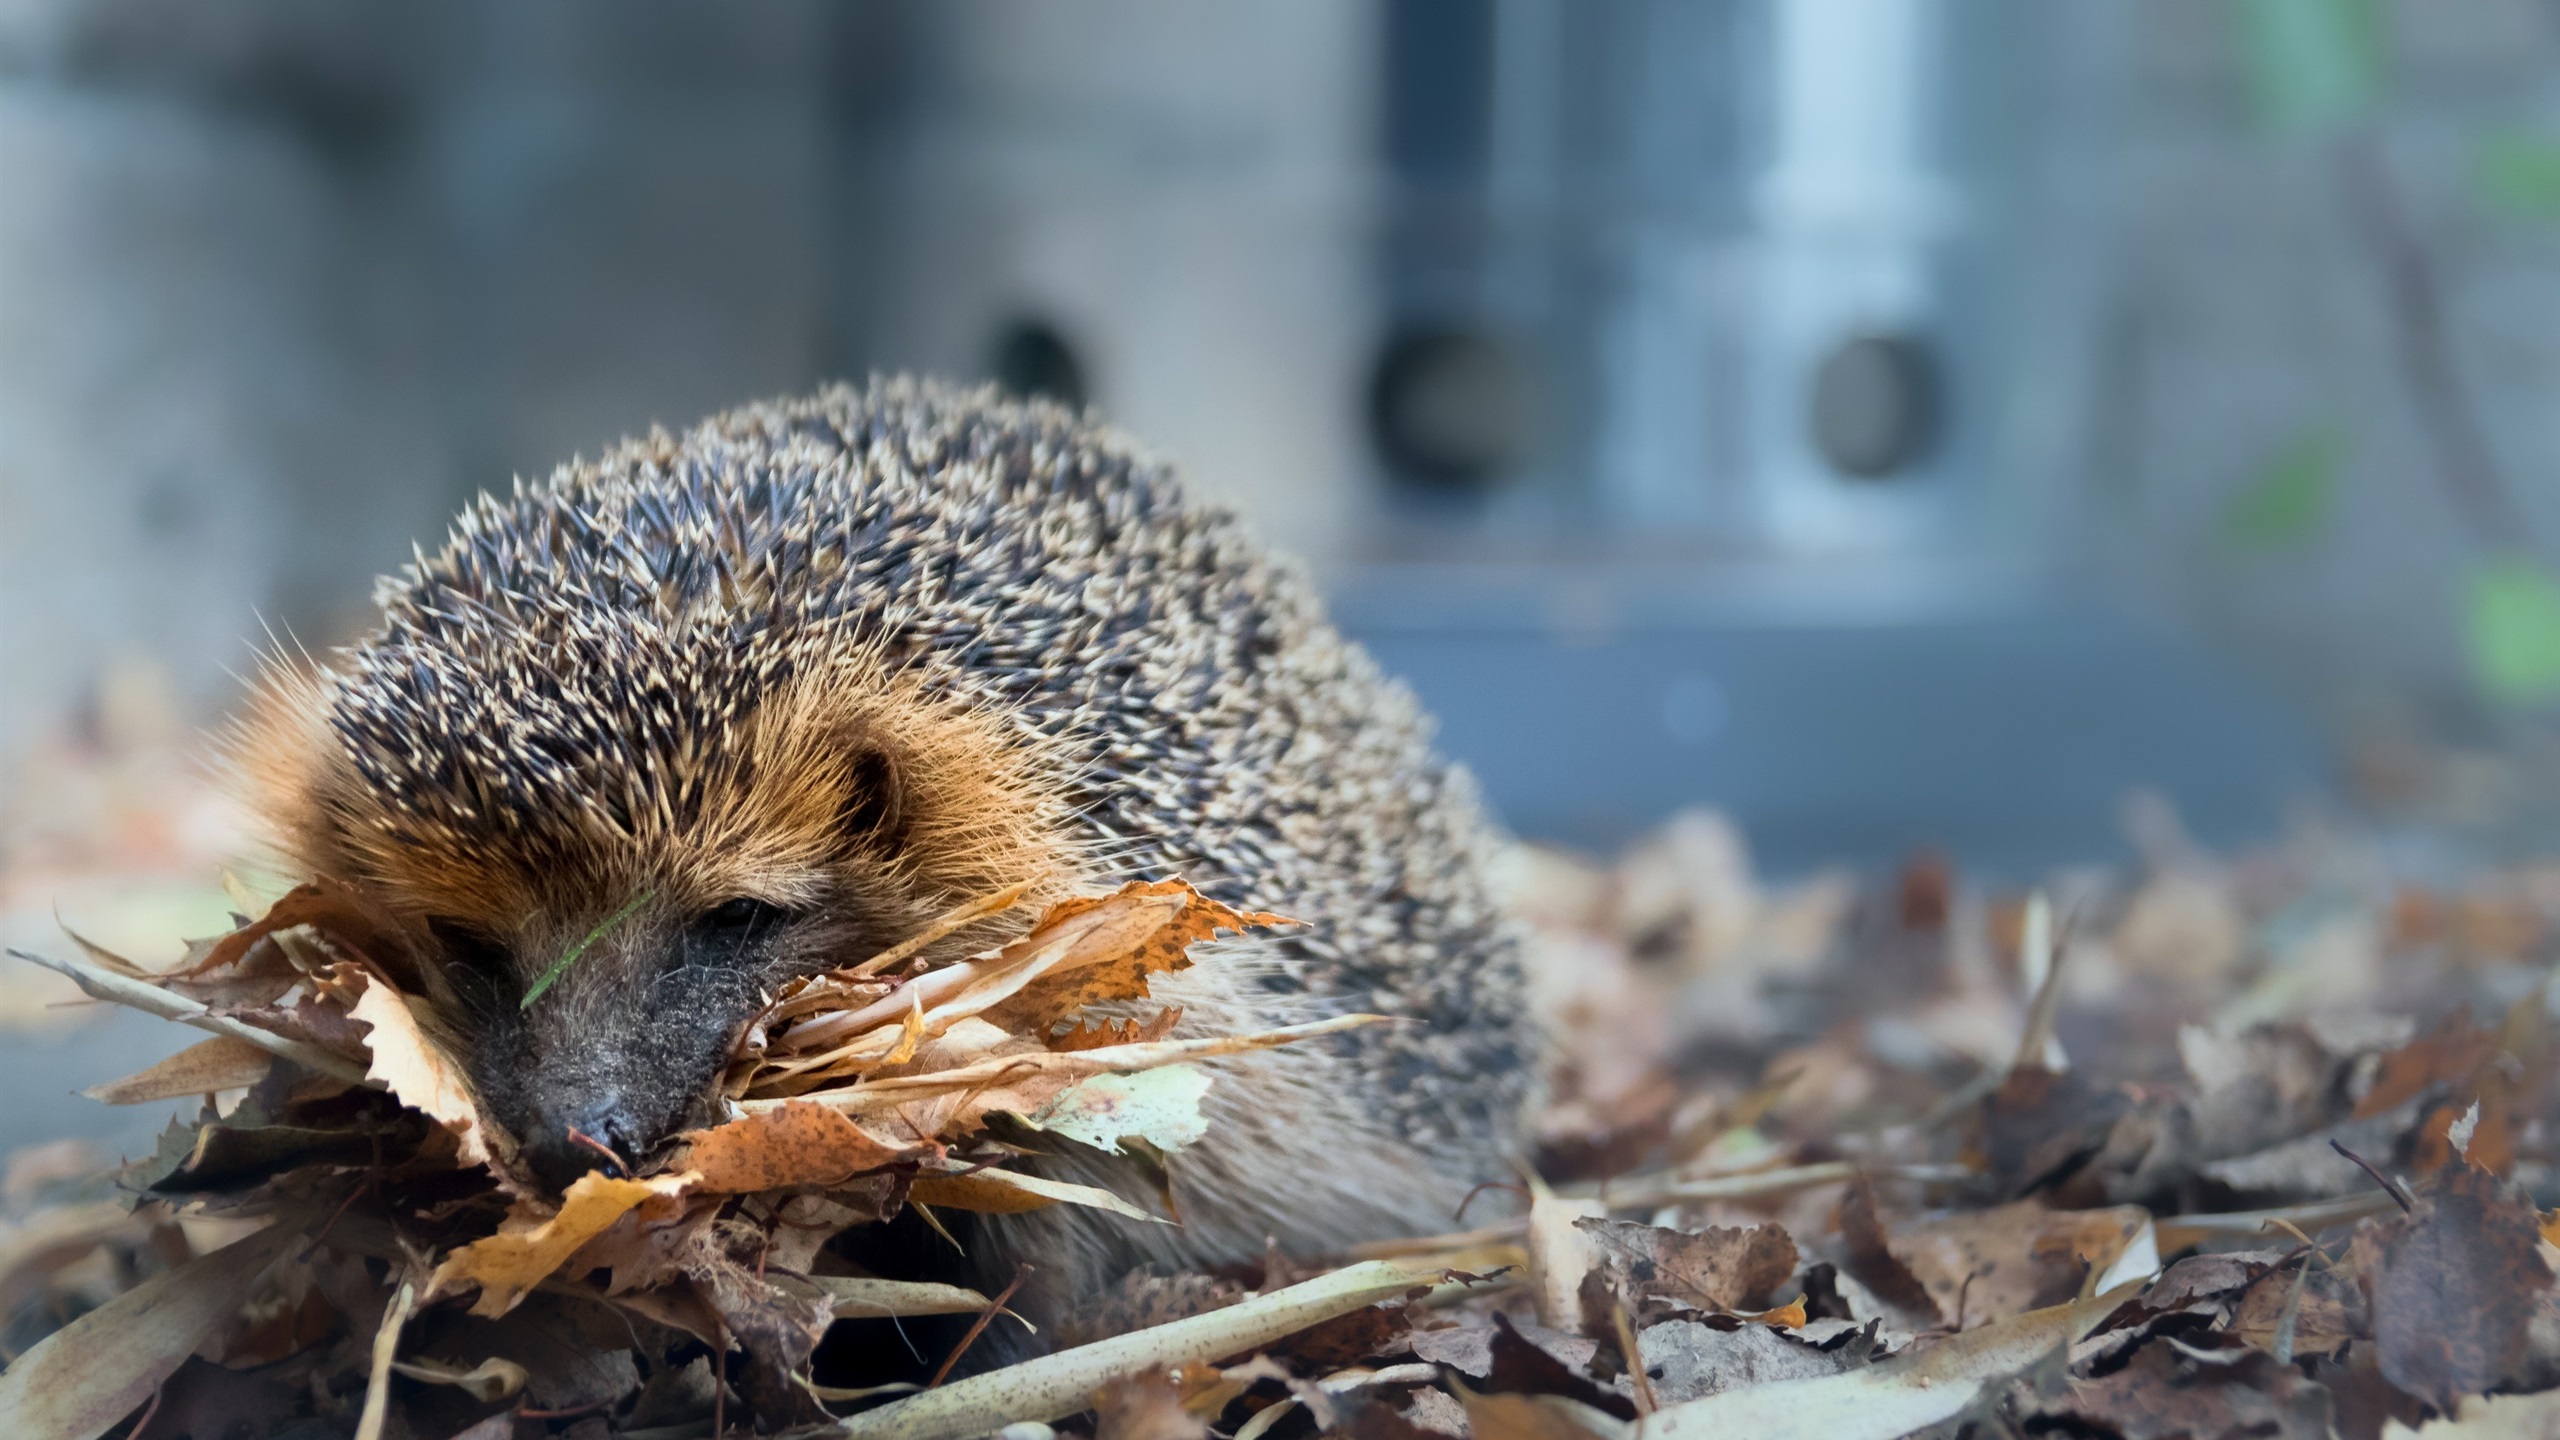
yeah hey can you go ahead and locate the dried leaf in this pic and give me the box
[2358,1009,2498,1119]
[1457,1388,1626,1440]
[181,878,416,985]
[1273,1302,1413,1370]
[1837,1176,1939,1325]
[1638,1320,1862,1405]
[2358,1161,2555,1411]
[83,1036,277,1104]
[1483,1313,1636,1419]
[427,1172,691,1317]
[0,1218,298,1440]
[2037,1335,2332,1440]
[1051,1007,1186,1052]
[1887,1202,2150,1327]
[128,1359,304,1440]
[982,879,1290,1034]
[678,1101,913,1193]
[1639,1284,2132,1440]
[1574,1217,1798,1317]
[2383,1388,2560,1440]
[1979,1066,2133,1198]
[347,973,491,1169]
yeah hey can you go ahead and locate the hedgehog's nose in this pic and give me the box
[521,1100,644,1194]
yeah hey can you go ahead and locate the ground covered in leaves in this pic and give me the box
[8,802,2560,1440]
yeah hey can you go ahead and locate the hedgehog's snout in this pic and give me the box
[520,1092,650,1193]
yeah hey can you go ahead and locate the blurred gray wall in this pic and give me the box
[0,0,1377,777]
[6,0,2560,853]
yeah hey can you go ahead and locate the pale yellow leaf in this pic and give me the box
[348,973,491,1169]
[426,1171,691,1318]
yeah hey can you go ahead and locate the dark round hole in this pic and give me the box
[1808,332,1941,480]
[990,318,1088,411]
[1368,325,1535,491]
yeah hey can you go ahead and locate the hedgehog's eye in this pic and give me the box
[428,918,512,973]
[696,897,788,939]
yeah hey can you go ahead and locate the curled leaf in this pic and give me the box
[348,973,492,1169]
[427,1172,692,1317]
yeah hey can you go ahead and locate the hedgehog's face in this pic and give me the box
[235,651,1073,1193]
[416,841,911,1193]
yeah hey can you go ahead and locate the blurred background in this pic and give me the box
[9,0,2560,1148]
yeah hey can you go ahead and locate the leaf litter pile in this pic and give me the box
[14,806,2560,1439]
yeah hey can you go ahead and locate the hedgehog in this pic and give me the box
[230,377,1537,1321]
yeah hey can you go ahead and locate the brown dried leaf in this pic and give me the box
[1979,1065,2133,1198]
[83,1035,277,1104]
[1274,1301,1414,1370]
[2358,1008,2499,1120]
[2232,1260,2365,1361]
[1889,1202,2149,1327]
[1573,1217,1798,1317]
[981,879,1291,1035]
[1838,1175,1939,1325]
[180,877,418,985]
[1455,1390,1620,1440]
[0,1218,300,1440]
[695,1259,836,1430]
[130,1358,306,1440]
[677,1101,914,1193]
[1481,1312,1638,1421]
[2038,1336,2332,1440]
[2358,1161,2555,1411]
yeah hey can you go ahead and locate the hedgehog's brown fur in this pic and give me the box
[232,378,1538,1319]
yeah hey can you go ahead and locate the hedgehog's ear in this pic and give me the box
[837,744,910,853]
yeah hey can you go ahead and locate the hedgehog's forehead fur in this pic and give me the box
[239,382,1108,927]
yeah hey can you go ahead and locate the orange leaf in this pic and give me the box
[1048,1007,1185,1052]
[982,879,1290,1034]
[678,1102,914,1194]
[2357,1008,2498,1119]
[1758,1296,1810,1328]
[179,878,416,984]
